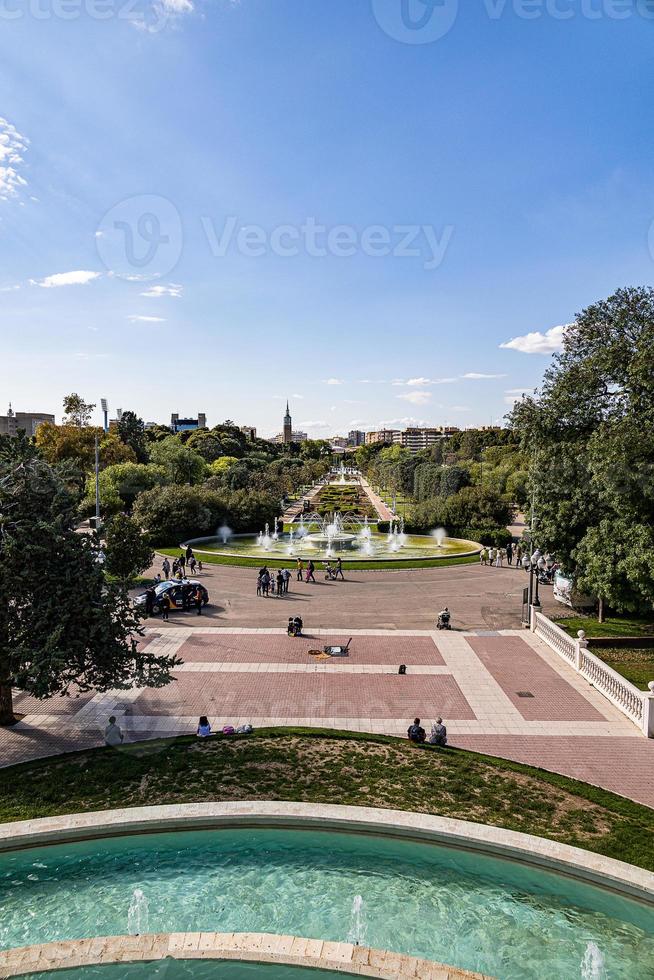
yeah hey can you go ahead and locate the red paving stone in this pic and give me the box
[134,672,475,720]
[455,735,654,809]
[177,634,445,666]
[467,635,605,722]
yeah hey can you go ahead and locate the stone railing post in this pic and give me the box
[574,629,588,672]
[643,682,654,738]
[530,604,537,631]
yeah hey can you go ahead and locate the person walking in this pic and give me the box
[506,542,513,566]
[276,570,284,596]
[495,548,503,568]
[296,558,304,581]
[186,544,194,563]
[161,593,171,621]
[172,558,178,576]
[178,554,186,576]
[189,555,197,575]
[282,567,291,593]
[195,585,203,616]
[487,546,495,567]
[162,557,171,579]
[306,560,316,583]
[256,573,262,597]
[335,557,344,581]
[261,568,270,596]
[479,548,488,566]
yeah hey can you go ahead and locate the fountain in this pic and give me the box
[127,888,149,936]
[432,526,447,548]
[217,524,232,545]
[346,894,366,947]
[338,462,347,484]
[273,516,279,540]
[581,942,605,979]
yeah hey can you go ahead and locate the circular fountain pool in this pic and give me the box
[1,825,652,978]
[183,527,480,563]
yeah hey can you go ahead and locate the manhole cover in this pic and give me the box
[517,691,534,698]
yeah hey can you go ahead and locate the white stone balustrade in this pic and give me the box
[531,611,654,737]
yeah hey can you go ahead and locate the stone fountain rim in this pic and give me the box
[180,533,483,562]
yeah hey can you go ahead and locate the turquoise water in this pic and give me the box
[1,829,653,979]
[22,964,356,979]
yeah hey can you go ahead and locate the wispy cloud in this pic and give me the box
[393,377,457,387]
[0,283,20,292]
[0,117,29,201]
[397,390,432,405]
[323,378,344,386]
[128,314,166,323]
[141,283,182,298]
[461,372,507,380]
[500,325,567,354]
[504,386,536,406]
[31,270,101,288]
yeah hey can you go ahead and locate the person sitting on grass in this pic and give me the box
[196,716,212,737]
[429,717,447,746]
[407,718,426,743]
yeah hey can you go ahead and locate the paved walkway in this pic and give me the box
[2,629,652,808]
[149,560,564,631]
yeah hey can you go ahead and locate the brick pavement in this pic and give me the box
[1,629,652,808]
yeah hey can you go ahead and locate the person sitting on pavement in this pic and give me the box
[407,718,426,743]
[293,615,303,636]
[429,717,447,746]
[196,715,212,737]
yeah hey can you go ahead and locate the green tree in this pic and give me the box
[116,411,148,463]
[62,393,96,427]
[149,437,207,485]
[80,462,167,515]
[510,286,654,615]
[132,485,213,544]
[104,513,154,588]
[0,438,180,726]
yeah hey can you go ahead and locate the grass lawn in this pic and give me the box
[1,729,652,870]
[554,616,654,690]
[591,649,654,692]
[158,547,479,571]
[554,615,654,639]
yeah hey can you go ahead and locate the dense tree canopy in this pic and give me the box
[510,286,654,614]
[0,438,180,725]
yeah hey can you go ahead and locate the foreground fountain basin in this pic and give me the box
[182,531,481,563]
[0,803,651,979]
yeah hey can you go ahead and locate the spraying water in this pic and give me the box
[580,942,605,979]
[127,888,149,935]
[432,527,447,548]
[347,894,366,946]
[217,524,232,545]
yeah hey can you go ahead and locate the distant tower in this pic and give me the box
[283,400,292,444]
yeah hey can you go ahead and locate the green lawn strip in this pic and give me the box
[0,729,652,870]
[554,616,654,639]
[156,548,478,570]
[591,649,654,692]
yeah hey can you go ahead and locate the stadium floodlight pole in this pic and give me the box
[94,433,100,526]
[100,397,109,433]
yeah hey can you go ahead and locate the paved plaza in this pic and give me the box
[149,559,565,631]
[2,626,652,808]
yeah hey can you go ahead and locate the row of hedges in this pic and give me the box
[376,521,512,548]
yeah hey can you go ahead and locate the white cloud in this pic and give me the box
[397,391,432,405]
[292,393,304,399]
[298,420,330,429]
[461,372,507,380]
[378,416,430,428]
[128,314,166,323]
[323,378,344,386]
[0,117,29,201]
[0,283,20,292]
[32,270,101,288]
[500,324,568,354]
[140,283,182,298]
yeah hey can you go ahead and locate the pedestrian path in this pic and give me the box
[1,629,652,807]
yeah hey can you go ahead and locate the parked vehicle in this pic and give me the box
[134,579,209,615]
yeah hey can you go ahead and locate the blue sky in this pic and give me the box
[1,0,653,437]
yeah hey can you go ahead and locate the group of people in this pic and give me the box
[161,550,203,580]
[257,566,291,596]
[479,542,518,567]
[407,717,447,747]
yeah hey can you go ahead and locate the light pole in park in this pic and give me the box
[100,397,109,433]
